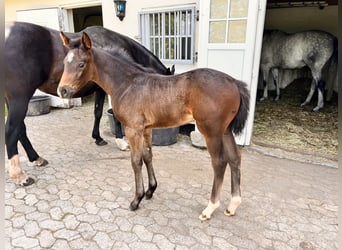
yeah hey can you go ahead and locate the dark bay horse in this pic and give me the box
[57,32,250,220]
[260,30,336,111]
[5,21,174,186]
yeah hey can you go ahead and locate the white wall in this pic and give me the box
[101,0,200,73]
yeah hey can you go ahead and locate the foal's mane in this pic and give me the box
[70,36,161,75]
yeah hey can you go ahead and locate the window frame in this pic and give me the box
[139,5,196,64]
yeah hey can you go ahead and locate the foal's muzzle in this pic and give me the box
[57,86,75,99]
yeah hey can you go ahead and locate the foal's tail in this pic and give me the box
[230,81,250,135]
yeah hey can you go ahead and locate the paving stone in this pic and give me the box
[153,234,176,250]
[38,230,55,248]
[5,101,338,250]
[133,224,154,242]
[12,236,39,249]
[93,231,114,249]
[63,214,80,230]
[24,220,40,237]
[77,222,96,240]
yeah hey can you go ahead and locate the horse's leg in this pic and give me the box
[5,101,35,186]
[125,127,145,210]
[198,128,228,220]
[142,128,157,199]
[113,113,129,151]
[313,79,325,112]
[92,89,107,146]
[301,68,325,111]
[222,129,242,216]
[301,79,316,107]
[260,68,269,101]
[271,68,280,101]
[18,121,48,167]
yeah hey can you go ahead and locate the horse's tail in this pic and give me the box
[332,36,338,64]
[230,80,250,135]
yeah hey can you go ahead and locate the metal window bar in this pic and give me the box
[140,6,195,63]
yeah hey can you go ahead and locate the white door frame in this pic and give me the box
[197,0,267,145]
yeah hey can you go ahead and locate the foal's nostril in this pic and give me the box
[61,88,67,97]
[58,87,68,98]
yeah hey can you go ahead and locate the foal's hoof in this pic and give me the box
[224,209,235,217]
[129,202,139,211]
[20,177,35,187]
[199,213,211,221]
[145,186,157,200]
[95,139,108,146]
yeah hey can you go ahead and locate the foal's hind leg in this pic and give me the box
[222,129,242,216]
[142,129,157,199]
[199,135,228,221]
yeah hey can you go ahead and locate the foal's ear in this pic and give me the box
[60,31,70,48]
[82,32,92,50]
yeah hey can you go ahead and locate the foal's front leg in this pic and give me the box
[125,128,145,211]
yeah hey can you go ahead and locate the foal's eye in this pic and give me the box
[79,62,85,68]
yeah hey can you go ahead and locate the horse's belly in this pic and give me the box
[281,59,305,69]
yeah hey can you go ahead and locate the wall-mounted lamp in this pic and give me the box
[113,0,126,21]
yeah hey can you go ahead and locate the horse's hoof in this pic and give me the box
[224,209,235,217]
[312,107,321,112]
[145,185,157,200]
[20,177,35,186]
[115,138,129,151]
[34,157,48,167]
[199,213,211,221]
[95,139,108,146]
[129,202,139,211]
[259,97,266,102]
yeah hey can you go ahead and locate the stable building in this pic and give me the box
[5,0,338,146]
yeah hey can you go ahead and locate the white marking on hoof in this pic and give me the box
[199,201,220,221]
[9,155,29,185]
[224,196,241,216]
[115,138,129,151]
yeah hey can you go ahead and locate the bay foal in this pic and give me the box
[58,32,250,220]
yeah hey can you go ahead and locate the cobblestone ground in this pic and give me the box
[5,102,338,249]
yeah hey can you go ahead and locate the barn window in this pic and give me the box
[140,6,196,64]
[209,0,249,43]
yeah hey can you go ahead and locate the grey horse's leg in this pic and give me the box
[260,68,270,101]
[271,68,280,101]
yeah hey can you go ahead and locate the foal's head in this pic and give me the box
[58,32,94,99]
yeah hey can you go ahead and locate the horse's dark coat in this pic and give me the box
[5,21,174,185]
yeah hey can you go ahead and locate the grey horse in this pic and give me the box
[260,29,337,111]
